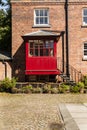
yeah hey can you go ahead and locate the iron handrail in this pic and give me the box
[57,57,83,82]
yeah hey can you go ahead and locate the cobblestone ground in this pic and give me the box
[0,93,87,130]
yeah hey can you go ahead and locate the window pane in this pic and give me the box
[35,49,38,56]
[46,49,49,56]
[83,17,87,24]
[40,17,43,24]
[50,41,54,48]
[40,49,43,56]
[30,43,33,48]
[29,40,54,57]
[84,43,87,49]
[84,50,87,55]
[44,10,48,16]
[84,9,87,15]
[30,49,33,56]
[40,45,43,49]
[84,43,87,56]
[35,10,39,16]
[35,9,49,25]
[36,18,39,24]
[40,10,43,16]
[45,41,49,48]
[49,49,53,56]
[45,17,48,24]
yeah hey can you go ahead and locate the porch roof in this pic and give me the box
[24,30,61,36]
[0,51,12,61]
[22,30,63,40]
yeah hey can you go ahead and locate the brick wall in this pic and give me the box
[68,3,87,74]
[11,1,87,81]
[0,62,11,80]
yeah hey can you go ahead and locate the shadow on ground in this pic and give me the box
[50,123,64,130]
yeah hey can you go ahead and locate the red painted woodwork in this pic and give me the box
[25,41,60,75]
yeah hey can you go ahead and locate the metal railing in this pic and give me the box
[57,57,83,83]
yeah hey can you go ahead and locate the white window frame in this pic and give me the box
[83,42,87,60]
[82,8,87,26]
[34,9,49,26]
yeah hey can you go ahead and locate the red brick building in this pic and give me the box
[10,0,87,82]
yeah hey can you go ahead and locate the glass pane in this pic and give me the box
[35,10,39,16]
[36,18,39,24]
[44,10,48,16]
[39,40,44,44]
[40,49,43,56]
[30,49,33,56]
[40,17,43,24]
[83,17,87,24]
[40,45,43,49]
[50,41,54,48]
[49,49,54,56]
[46,49,49,56]
[84,9,87,15]
[35,49,38,56]
[40,10,43,16]
[45,17,48,24]
[84,50,87,55]
[84,43,87,49]
[30,43,33,48]
[35,45,38,49]
[45,41,49,48]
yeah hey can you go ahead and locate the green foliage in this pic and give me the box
[11,87,21,94]
[59,83,70,93]
[0,0,11,52]
[51,87,59,94]
[32,87,42,93]
[71,86,80,93]
[82,75,87,86]
[0,77,17,92]
[77,81,84,89]
[43,84,51,93]
[22,85,33,93]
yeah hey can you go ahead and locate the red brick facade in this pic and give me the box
[11,0,87,81]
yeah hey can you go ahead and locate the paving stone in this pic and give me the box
[65,104,87,130]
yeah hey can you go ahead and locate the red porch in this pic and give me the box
[22,30,63,81]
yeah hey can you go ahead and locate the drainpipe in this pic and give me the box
[2,60,7,78]
[62,31,65,73]
[65,0,69,77]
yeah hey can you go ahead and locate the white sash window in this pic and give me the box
[34,9,49,26]
[83,8,87,25]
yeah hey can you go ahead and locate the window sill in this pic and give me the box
[32,25,51,28]
[81,25,87,28]
[82,57,87,61]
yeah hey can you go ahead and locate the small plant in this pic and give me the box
[77,81,84,93]
[32,87,42,93]
[43,84,51,93]
[82,75,87,89]
[59,83,70,93]
[51,87,59,94]
[11,87,19,93]
[77,82,84,88]
[0,77,17,93]
[22,85,33,93]
[71,85,80,93]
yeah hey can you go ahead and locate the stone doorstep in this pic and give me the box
[58,103,79,130]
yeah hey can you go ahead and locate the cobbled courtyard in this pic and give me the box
[0,93,87,130]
